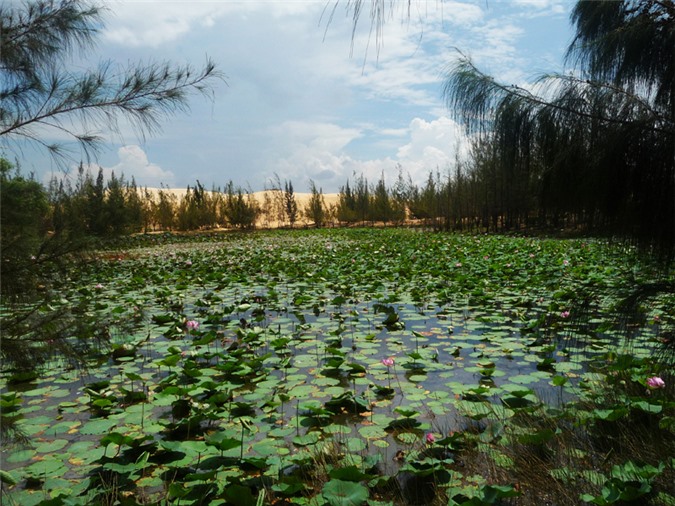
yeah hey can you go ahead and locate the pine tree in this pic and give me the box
[0,0,222,165]
[370,172,393,224]
[284,180,298,228]
[305,179,327,228]
[0,0,223,389]
[443,0,674,254]
[336,180,358,224]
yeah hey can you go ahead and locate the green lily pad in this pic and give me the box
[343,437,367,452]
[508,374,539,385]
[407,374,427,382]
[322,479,369,506]
[293,431,321,446]
[6,448,35,463]
[396,432,419,444]
[24,458,67,477]
[80,418,117,435]
[358,425,387,440]
[35,439,69,453]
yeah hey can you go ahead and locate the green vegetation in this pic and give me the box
[1,229,673,505]
[305,180,329,229]
[1,1,674,503]
[0,0,221,166]
[337,0,675,257]
[0,0,221,381]
[442,0,674,256]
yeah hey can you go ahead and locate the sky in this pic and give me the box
[17,0,574,193]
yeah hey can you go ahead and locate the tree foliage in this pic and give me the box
[443,0,674,255]
[336,179,358,224]
[0,0,222,377]
[331,0,673,254]
[0,160,49,295]
[284,179,298,228]
[222,181,259,229]
[305,179,328,228]
[0,0,223,164]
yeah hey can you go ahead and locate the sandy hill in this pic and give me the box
[144,188,339,228]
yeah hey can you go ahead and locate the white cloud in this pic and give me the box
[318,8,454,106]
[276,121,362,153]
[42,145,172,188]
[263,115,467,192]
[380,128,409,137]
[105,145,175,187]
[350,116,469,188]
[437,1,485,26]
[103,2,200,47]
[22,117,186,192]
[25,0,572,193]
[262,121,363,188]
[394,116,467,181]
[511,0,567,15]
[102,1,318,48]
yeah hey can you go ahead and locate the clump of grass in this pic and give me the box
[438,375,674,506]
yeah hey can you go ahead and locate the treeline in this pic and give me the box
[44,165,263,234]
[0,158,543,244]
[440,1,675,257]
[6,155,654,244]
[1,163,333,242]
[3,146,674,303]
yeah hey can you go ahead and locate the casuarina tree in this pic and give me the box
[442,0,674,257]
[0,0,223,383]
[0,0,222,164]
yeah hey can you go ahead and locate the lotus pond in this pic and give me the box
[1,228,674,505]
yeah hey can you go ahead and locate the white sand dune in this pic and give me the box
[143,188,339,228]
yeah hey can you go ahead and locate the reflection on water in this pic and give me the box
[0,277,661,491]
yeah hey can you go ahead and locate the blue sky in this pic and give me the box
[20,0,573,193]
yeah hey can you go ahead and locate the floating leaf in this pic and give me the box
[322,479,369,506]
[293,432,321,446]
[0,470,17,486]
[551,375,568,387]
[80,418,117,435]
[396,432,419,444]
[35,439,69,453]
[393,407,419,418]
[632,401,662,414]
[152,313,176,325]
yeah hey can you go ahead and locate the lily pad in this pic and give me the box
[79,418,117,435]
[293,431,321,446]
[322,479,369,506]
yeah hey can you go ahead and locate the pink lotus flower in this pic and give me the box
[560,311,570,319]
[381,357,394,367]
[94,283,104,290]
[185,320,200,331]
[647,376,665,389]
[425,433,435,444]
